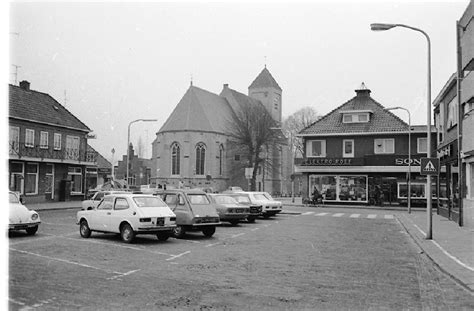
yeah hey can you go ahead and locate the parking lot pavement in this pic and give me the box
[23,200,474,296]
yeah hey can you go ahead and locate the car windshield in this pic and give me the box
[232,195,250,203]
[133,196,168,208]
[187,194,210,205]
[9,192,19,204]
[214,195,238,204]
[253,193,269,201]
[262,192,273,200]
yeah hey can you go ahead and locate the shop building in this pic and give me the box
[115,144,152,189]
[296,83,436,206]
[9,81,95,203]
[458,1,474,227]
[433,1,474,227]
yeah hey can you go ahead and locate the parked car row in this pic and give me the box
[75,188,283,243]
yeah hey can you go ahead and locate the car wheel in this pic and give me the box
[25,225,38,236]
[229,220,239,226]
[172,226,186,239]
[156,232,170,241]
[79,220,91,238]
[120,223,135,243]
[247,217,256,223]
[202,227,216,237]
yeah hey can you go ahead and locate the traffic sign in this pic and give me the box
[420,157,440,175]
[244,167,253,179]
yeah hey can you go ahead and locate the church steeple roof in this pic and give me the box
[248,67,282,91]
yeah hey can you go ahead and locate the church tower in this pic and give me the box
[248,66,282,123]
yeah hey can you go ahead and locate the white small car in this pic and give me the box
[9,191,41,235]
[243,192,282,218]
[77,193,176,243]
[81,190,129,210]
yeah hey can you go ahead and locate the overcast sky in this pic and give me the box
[7,1,470,163]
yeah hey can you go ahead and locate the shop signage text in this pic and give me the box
[301,158,362,166]
[394,158,421,166]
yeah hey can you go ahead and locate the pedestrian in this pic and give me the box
[312,186,322,205]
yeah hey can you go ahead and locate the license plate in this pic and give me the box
[156,218,164,226]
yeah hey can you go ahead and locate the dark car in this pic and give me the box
[155,189,220,238]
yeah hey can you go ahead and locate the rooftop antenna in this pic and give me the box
[264,56,267,68]
[11,64,21,85]
[190,73,193,86]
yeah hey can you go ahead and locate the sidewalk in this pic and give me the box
[397,211,474,292]
[27,198,474,292]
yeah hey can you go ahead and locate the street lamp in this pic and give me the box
[385,107,412,213]
[371,23,433,239]
[126,119,157,189]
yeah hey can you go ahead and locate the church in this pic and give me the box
[150,67,287,193]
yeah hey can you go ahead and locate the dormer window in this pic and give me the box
[342,112,370,123]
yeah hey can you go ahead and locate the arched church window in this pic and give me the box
[171,143,180,175]
[195,143,206,175]
[218,144,224,176]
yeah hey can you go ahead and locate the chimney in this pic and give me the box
[19,80,30,91]
[355,82,371,97]
[223,83,229,89]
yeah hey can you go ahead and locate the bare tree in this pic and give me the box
[226,102,283,190]
[282,107,321,158]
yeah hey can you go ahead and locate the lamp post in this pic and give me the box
[126,119,157,189]
[386,107,412,213]
[371,23,432,239]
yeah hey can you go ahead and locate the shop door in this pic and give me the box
[381,177,398,205]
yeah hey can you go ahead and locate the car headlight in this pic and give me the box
[139,218,151,222]
[31,213,39,221]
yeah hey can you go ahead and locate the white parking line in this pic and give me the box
[59,236,174,257]
[314,213,329,216]
[367,214,377,219]
[350,214,360,218]
[166,251,191,261]
[250,228,260,231]
[301,212,315,216]
[10,248,124,276]
[384,215,395,219]
[231,233,245,238]
[107,269,141,280]
[332,213,344,217]
[205,242,221,247]
[9,231,78,246]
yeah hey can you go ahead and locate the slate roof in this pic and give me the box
[158,85,234,134]
[9,84,91,132]
[87,144,112,168]
[299,86,409,136]
[248,67,282,91]
[220,86,264,115]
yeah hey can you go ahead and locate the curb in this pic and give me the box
[396,214,474,293]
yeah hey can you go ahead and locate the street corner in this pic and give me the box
[396,213,474,293]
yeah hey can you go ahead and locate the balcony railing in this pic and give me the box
[9,141,97,164]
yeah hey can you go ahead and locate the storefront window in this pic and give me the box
[68,166,83,193]
[309,175,367,202]
[339,176,367,201]
[309,175,336,201]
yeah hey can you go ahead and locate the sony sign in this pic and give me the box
[395,158,421,166]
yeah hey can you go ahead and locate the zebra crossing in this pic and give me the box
[300,211,395,220]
